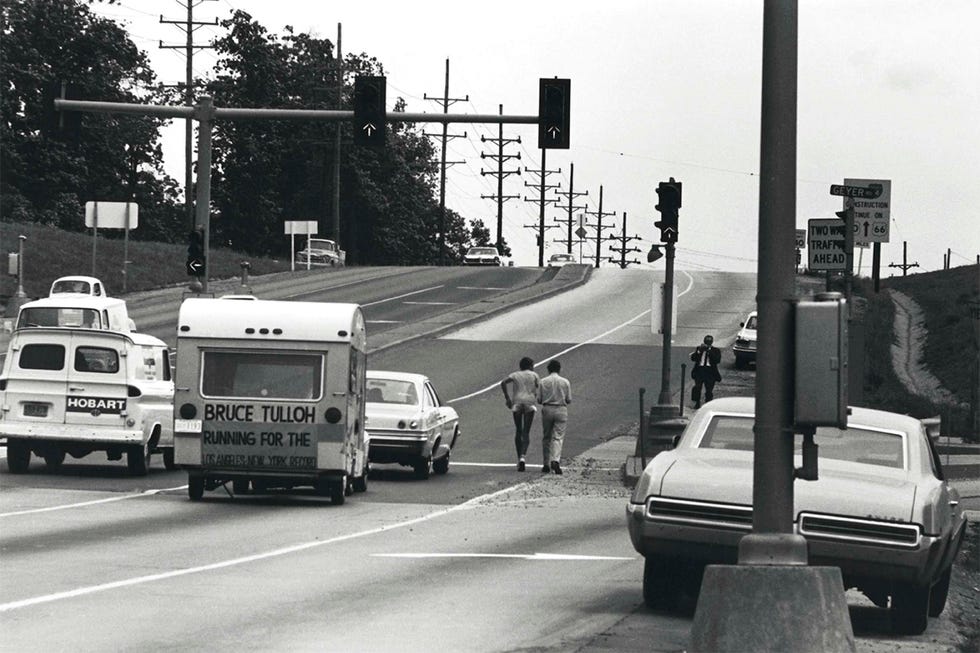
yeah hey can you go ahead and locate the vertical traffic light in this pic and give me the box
[654,178,682,243]
[538,78,570,149]
[186,227,206,276]
[353,76,387,147]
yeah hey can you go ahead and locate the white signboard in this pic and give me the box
[843,178,890,245]
[807,218,846,271]
[284,221,318,235]
[795,228,806,249]
[85,202,139,229]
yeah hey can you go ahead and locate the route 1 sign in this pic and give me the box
[807,218,846,271]
[842,178,890,245]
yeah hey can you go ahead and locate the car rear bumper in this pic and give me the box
[367,432,431,463]
[626,501,947,586]
[0,422,145,444]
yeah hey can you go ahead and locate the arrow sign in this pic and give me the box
[186,258,204,275]
[829,183,883,199]
[548,126,561,140]
[362,124,376,136]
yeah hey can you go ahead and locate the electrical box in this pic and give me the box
[7,252,18,276]
[795,292,848,428]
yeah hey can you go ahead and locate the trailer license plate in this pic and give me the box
[23,403,48,417]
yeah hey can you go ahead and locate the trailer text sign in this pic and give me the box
[807,218,846,271]
[201,402,321,469]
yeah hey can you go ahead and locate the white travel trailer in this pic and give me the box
[173,298,369,504]
[0,326,175,475]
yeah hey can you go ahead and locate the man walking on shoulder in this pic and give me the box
[538,359,572,475]
[690,334,722,408]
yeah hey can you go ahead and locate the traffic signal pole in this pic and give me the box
[194,96,214,293]
[657,240,676,405]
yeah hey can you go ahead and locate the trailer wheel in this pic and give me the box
[232,479,250,495]
[43,447,66,470]
[188,475,205,501]
[7,439,31,474]
[352,470,368,493]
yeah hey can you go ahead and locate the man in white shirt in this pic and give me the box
[537,359,572,474]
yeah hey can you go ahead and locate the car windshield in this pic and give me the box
[745,315,757,330]
[18,307,103,329]
[468,248,496,255]
[551,255,572,261]
[306,239,336,251]
[51,280,91,294]
[698,415,906,469]
[366,379,419,405]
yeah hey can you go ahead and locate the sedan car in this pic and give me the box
[732,310,757,368]
[295,238,345,267]
[364,371,460,479]
[626,396,965,635]
[547,253,577,267]
[462,246,502,266]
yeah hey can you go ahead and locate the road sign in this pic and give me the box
[575,226,587,239]
[795,228,806,249]
[85,201,139,229]
[842,178,890,244]
[284,221,318,235]
[829,183,883,199]
[807,218,846,271]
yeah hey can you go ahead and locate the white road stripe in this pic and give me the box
[361,285,444,307]
[372,552,634,561]
[366,320,403,324]
[456,286,508,291]
[446,270,694,404]
[0,482,531,613]
[0,486,189,518]
[402,301,457,305]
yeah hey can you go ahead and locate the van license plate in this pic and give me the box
[24,403,48,417]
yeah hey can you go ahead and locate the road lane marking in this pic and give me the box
[0,481,532,613]
[361,285,444,307]
[0,486,189,518]
[447,270,695,404]
[402,301,457,305]
[372,552,634,561]
[456,286,508,291]
[366,320,403,324]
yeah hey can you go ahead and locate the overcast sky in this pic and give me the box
[92,0,980,274]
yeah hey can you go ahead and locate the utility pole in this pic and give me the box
[160,0,218,230]
[583,185,616,268]
[522,151,561,266]
[607,212,642,268]
[888,240,919,276]
[553,162,588,254]
[424,59,468,265]
[332,24,343,245]
[479,104,521,251]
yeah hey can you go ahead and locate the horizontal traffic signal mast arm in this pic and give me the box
[56,98,540,125]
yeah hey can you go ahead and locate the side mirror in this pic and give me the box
[671,434,681,449]
[740,322,745,327]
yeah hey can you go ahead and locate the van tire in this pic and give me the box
[352,472,368,493]
[43,448,66,470]
[162,449,176,471]
[7,440,31,474]
[188,475,205,501]
[127,443,151,476]
[331,477,346,505]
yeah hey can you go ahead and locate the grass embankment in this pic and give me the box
[861,266,979,440]
[0,220,292,303]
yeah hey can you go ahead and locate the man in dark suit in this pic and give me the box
[690,334,722,408]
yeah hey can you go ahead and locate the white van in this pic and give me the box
[17,295,136,333]
[173,298,369,504]
[0,327,175,475]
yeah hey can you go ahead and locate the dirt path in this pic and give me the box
[888,289,959,405]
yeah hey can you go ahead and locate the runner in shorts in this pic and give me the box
[500,356,540,471]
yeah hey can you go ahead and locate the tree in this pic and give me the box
[0,0,182,241]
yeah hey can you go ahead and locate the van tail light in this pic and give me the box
[127,385,142,397]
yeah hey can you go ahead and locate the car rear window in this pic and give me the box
[74,347,120,374]
[366,379,418,405]
[18,344,66,370]
[18,307,102,329]
[698,415,906,468]
[201,351,322,400]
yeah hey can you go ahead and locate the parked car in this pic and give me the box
[49,275,106,297]
[626,396,966,635]
[364,371,460,479]
[463,247,502,266]
[547,253,577,267]
[732,310,757,368]
[295,238,345,268]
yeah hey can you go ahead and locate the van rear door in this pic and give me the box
[4,331,69,423]
[64,333,128,428]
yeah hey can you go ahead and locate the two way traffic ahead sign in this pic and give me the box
[807,218,846,271]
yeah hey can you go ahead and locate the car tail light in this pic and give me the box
[127,385,142,397]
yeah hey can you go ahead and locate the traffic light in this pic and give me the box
[42,81,82,140]
[353,76,386,147]
[654,177,682,243]
[647,245,663,263]
[538,78,570,149]
[186,227,206,276]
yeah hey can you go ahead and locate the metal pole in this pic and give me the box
[679,363,687,417]
[194,97,214,294]
[657,241,675,405]
[566,163,575,254]
[844,200,854,304]
[538,148,546,267]
[91,203,98,278]
[594,185,603,269]
[496,104,504,250]
[332,24,342,246]
[184,0,194,230]
[639,387,647,468]
[740,0,804,563]
[123,202,130,293]
[15,235,26,298]
[437,59,450,265]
